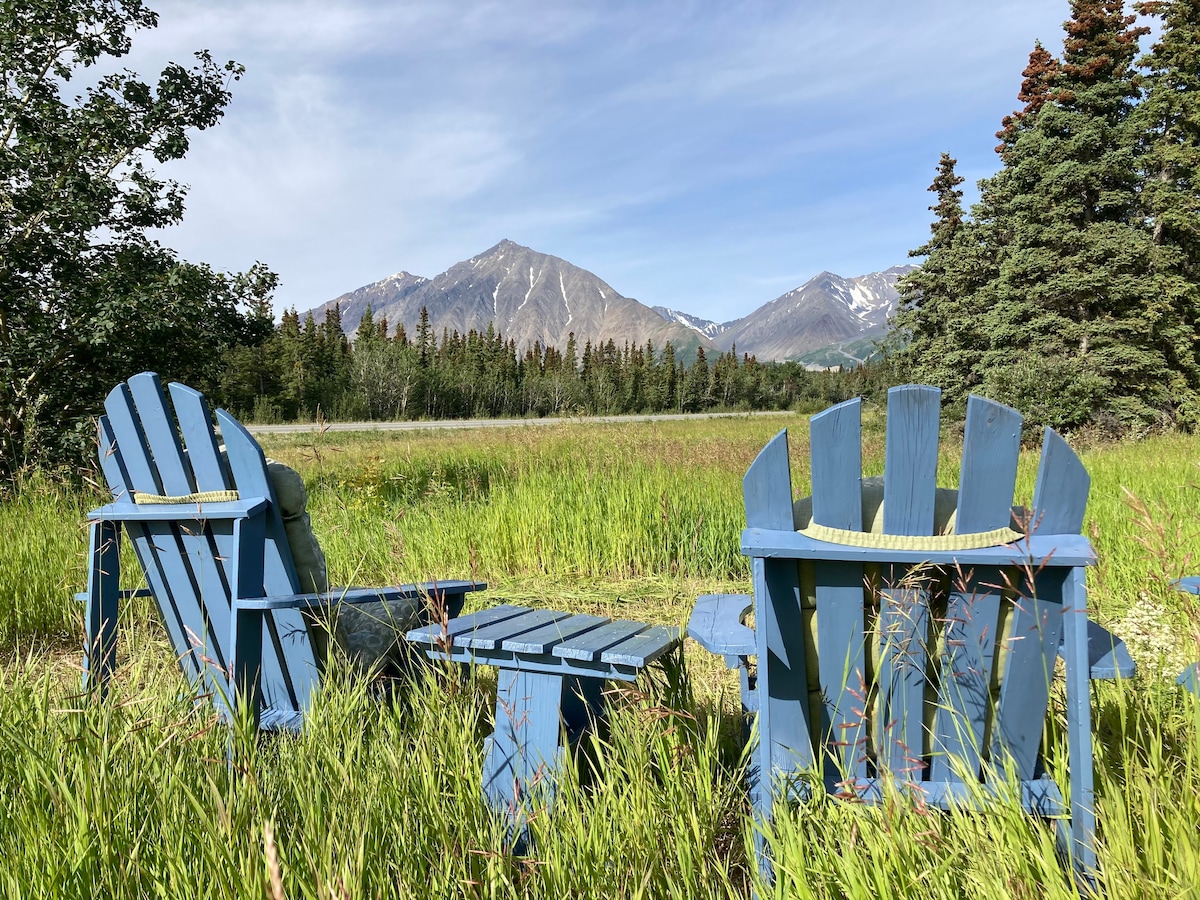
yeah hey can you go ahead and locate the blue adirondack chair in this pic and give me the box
[689,386,1134,884]
[81,372,484,731]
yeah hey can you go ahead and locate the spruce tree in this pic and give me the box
[1132,0,1200,423]
[893,0,1200,432]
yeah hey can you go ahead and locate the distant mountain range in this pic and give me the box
[654,266,913,361]
[305,239,914,365]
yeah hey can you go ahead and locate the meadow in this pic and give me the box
[0,411,1198,898]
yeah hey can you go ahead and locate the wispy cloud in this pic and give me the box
[134,0,1087,319]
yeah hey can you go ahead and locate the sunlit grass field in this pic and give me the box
[0,412,1198,898]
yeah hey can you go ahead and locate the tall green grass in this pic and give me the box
[0,474,91,648]
[0,415,1199,896]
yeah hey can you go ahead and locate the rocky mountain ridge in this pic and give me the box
[306,241,912,364]
[310,239,711,356]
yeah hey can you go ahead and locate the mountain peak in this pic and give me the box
[306,240,712,355]
[653,265,909,362]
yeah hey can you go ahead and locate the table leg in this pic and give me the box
[560,674,606,744]
[482,670,609,849]
[483,669,564,819]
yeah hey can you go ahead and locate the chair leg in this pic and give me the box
[748,727,775,890]
[82,521,120,696]
[1062,568,1098,881]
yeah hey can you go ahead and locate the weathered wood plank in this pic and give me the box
[930,583,1002,783]
[957,395,1022,533]
[813,560,867,783]
[502,614,609,654]
[128,372,195,493]
[743,430,795,531]
[599,624,680,667]
[216,409,311,714]
[882,385,940,536]
[459,609,574,651]
[1032,428,1090,535]
[993,571,1065,779]
[554,620,648,661]
[167,382,230,491]
[407,605,531,645]
[809,398,862,530]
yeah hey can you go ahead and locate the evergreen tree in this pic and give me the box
[893,1,1200,432]
[1131,0,1200,423]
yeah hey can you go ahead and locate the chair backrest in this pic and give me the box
[745,384,1090,794]
[97,372,319,724]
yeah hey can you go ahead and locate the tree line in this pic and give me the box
[8,0,1198,479]
[891,0,1200,436]
[217,303,889,424]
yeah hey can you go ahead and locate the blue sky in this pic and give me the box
[134,1,1088,323]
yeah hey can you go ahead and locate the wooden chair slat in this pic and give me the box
[408,605,531,644]
[104,383,163,495]
[993,573,1065,779]
[554,619,648,661]
[876,386,940,775]
[810,398,862,530]
[167,382,230,492]
[459,609,574,651]
[930,584,1002,782]
[876,576,931,778]
[882,385,940,536]
[127,372,195,494]
[216,409,313,716]
[1032,428,1090,535]
[501,614,609,654]
[757,557,816,777]
[957,395,1022,532]
[813,560,867,782]
[599,624,679,667]
[743,430,794,531]
[215,410,300,594]
[96,416,131,501]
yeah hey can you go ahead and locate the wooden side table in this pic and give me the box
[407,604,680,844]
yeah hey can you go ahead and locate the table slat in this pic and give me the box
[600,625,681,667]
[406,604,529,645]
[458,608,575,651]
[501,614,610,654]
[554,620,649,662]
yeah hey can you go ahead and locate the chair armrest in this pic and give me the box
[234,580,486,611]
[88,498,268,522]
[1058,620,1136,680]
[1174,576,1200,595]
[688,593,755,660]
[1179,663,1198,693]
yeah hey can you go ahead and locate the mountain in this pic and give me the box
[658,265,915,362]
[312,271,428,333]
[650,307,728,342]
[308,239,713,355]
